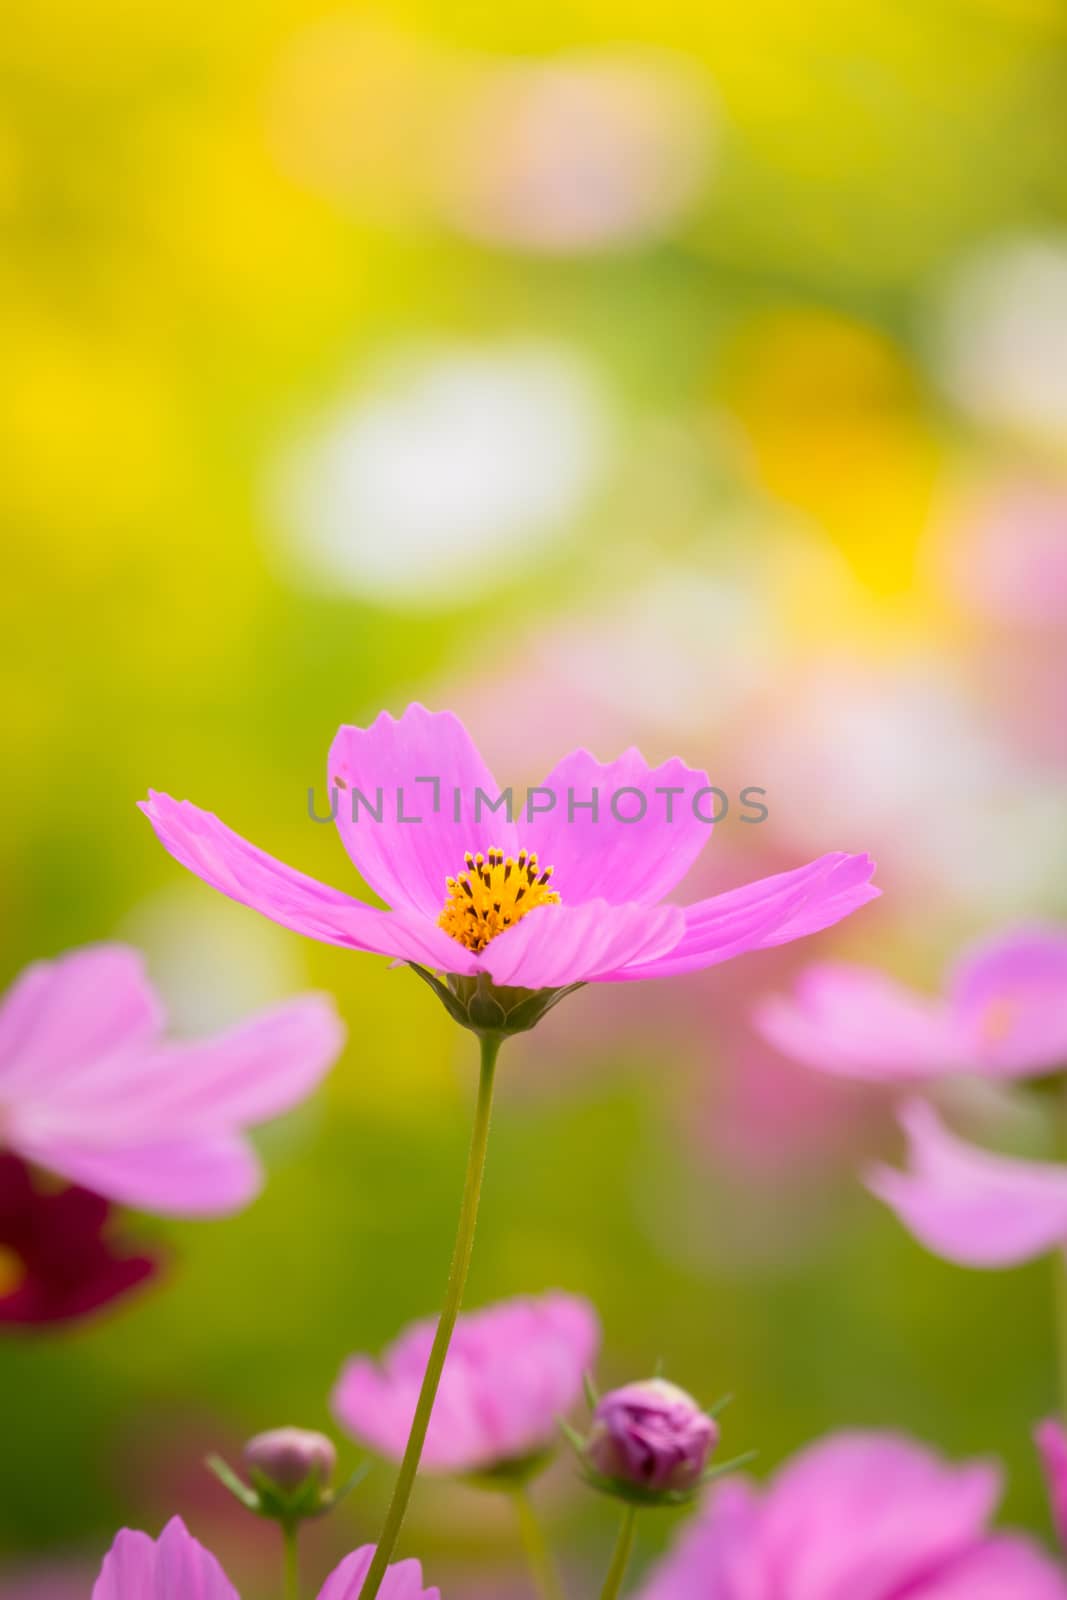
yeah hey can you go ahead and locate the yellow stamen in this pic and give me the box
[438,845,561,954]
[0,1245,26,1298]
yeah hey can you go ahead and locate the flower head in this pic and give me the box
[637,1431,1067,1599]
[141,704,877,1035]
[91,1517,438,1600]
[332,1291,599,1475]
[0,944,345,1217]
[243,1427,337,1494]
[755,924,1067,1083]
[585,1379,717,1495]
[0,1153,161,1327]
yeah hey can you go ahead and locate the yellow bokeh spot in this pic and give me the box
[0,1246,26,1298]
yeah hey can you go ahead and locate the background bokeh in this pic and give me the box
[3,0,1067,1590]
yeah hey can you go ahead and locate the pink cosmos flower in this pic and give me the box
[332,1291,599,1473]
[0,944,344,1217]
[755,924,1067,1082]
[637,1431,1067,1600]
[92,1517,438,1599]
[141,704,877,1017]
[867,1099,1067,1269]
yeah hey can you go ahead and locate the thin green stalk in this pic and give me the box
[1054,1077,1067,1429]
[358,1033,502,1600]
[282,1521,300,1600]
[599,1507,638,1600]
[512,1483,565,1600]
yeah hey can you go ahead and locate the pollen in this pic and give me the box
[438,847,560,954]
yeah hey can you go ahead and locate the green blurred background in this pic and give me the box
[4,0,1067,1590]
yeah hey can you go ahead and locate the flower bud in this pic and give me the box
[243,1428,337,1495]
[585,1379,717,1494]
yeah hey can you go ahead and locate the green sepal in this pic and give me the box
[575,1449,758,1510]
[408,966,584,1040]
[205,1455,369,1524]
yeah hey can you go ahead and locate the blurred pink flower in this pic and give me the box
[947,482,1067,625]
[755,924,1067,1083]
[142,703,878,994]
[1036,1419,1067,1550]
[867,1100,1067,1269]
[332,1291,599,1473]
[638,1431,1067,1599]
[92,1517,438,1599]
[0,944,344,1217]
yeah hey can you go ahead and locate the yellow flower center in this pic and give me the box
[0,1245,26,1298]
[438,847,560,954]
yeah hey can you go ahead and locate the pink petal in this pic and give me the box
[481,899,685,989]
[329,704,518,918]
[637,1478,767,1600]
[948,924,1067,1077]
[867,1100,1067,1267]
[756,1431,1000,1600]
[906,1534,1067,1599]
[140,792,477,973]
[0,946,163,1097]
[334,1291,599,1474]
[42,994,345,1134]
[520,747,713,906]
[93,1517,239,1600]
[316,1547,440,1600]
[754,963,961,1082]
[604,853,879,981]
[1035,1418,1067,1551]
[19,1132,261,1217]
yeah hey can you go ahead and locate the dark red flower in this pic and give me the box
[0,1154,162,1327]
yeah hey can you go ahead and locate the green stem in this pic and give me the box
[358,1033,502,1600]
[1055,1078,1067,1429]
[282,1521,300,1600]
[599,1507,638,1600]
[512,1483,565,1600]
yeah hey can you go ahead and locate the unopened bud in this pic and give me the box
[585,1379,717,1495]
[243,1428,337,1496]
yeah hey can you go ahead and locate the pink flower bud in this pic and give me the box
[586,1379,717,1493]
[243,1428,337,1494]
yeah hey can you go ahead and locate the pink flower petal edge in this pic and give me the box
[1036,1418,1067,1551]
[867,1100,1067,1268]
[92,1519,439,1600]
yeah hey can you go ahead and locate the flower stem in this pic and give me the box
[599,1506,638,1600]
[357,1032,502,1600]
[512,1483,565,1600]
[282,1522,300,1600]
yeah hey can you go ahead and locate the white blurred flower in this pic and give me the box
[118,884,308,1033]
[747,661,1067,912]
[267,342,611,608]
[931,236,1067,439]
[437,50,716,253]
